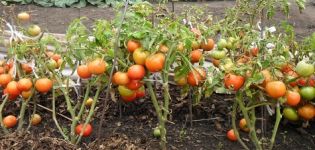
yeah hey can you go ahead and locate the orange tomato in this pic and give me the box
[0,74,12,87]
[77,65,92,79]
[112,72,130,85]
[21,90,32,99]
[298,104,315,120]
[145,53,165,72]
[3,115,17,128]
[75,123,93,137]
[133,49,149,65]
[224,74,245,91]
[17,78,33,91]
[51,54,61,61]
[35,78,53,93]
[159,44,169,53]
[6,81,21,96]
[265,81,286,99]
[201,38,215,51]
[127,40,141,53]
[190,49,203,63]
[0,67,5,74]
[31,114,42,126]
[286,91,301,106]
[226,129,237,141]
[21,63,33,74]
[187,68,206,86]
[239,118,249,132]
[87,59,107,75]
[127,65,146,80]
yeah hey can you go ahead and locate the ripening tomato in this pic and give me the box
[298,104,315,120]
[224,74,245,91]
[121,92,137,102]
[3,115,17,128]
[265,81,286,99]
[177,42,184,52]
[51,54,61,61]
[136,86,145,98]
[6,81,21,96]
[118,85,135,97]
[0,74,12,87]
[127,65,145,80]
[0,67,5,74]
[17,12,30,21]
[88,59,107,75]
[211,58,220,67]
[85,98,93,107]
[127,40,141,53]
[191,41,200,50]
[227,129,237,141]
[159,44,169,53]
[126,80,143,90]
[17,78,33,91]
[175,75,187,86]
[283,107,299,121]
[35,78,53,93]
[239,118,249,132]
[21,90,32,99]
[28,25,41,36]
[47,59,58,70]
[112,72,130,85]
[295,61,314,77]
[298,78,307,86]
[187,68,206,86]
[299,86,315,101]
[201,38,215,51]
[77,65,92,79]
[75,123,93,137]
[210,50,226,60]
[251,47,259,57]
[309,76,315,87]
[286,91,301,106]
[133,48,149,65]
[145,53,165,72]
[217,39,228,50]
[21,63,33,74]
[281,63,294,73]
[190,49,203,63]
[31,114,42,126]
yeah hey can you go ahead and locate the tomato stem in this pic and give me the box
[17,89,34,131]
[0,95,9,133]
[52,88,69,140]
[269,102,282,150]
[231,99,249,150]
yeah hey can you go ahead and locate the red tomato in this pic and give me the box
[126,80,143,90]
[75,123,93,137]
[224,74,245,91]
[136,86,145,98]
[227,129,237,141]
[121,92,137,102]
[127,65,145,80]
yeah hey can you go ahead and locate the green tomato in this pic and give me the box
[118,85,135,97]
[210,50,226,60]
[28,25,41,36]
[295,61,314,77]
[47,59,57,70]
[217,39,228,50]
[299,86,315,101]
[283,107,299,121]
[153,128,161,138]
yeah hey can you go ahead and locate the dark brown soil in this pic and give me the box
[0,1,315,150]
